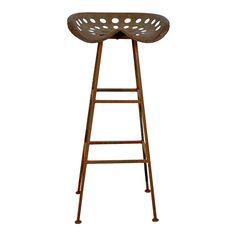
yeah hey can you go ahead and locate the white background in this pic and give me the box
[0,0,236,235]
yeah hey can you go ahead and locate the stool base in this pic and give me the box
[75,40,158,223]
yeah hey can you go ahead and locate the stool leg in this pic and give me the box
[76,89,96,194]
[132,40,159,222]
[75,42,103,224]
[76,71,100,194]
[137,87,150,193]
[76,148,85,194]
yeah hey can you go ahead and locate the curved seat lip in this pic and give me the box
[67,12,170,43]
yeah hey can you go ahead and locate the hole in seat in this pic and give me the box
[112,18,119,24]
[100,18,106,23]
[151,19,156,24]
[124,18,131,23]
[155,21,160,27]
[90,18,96,23]
[136,18,142,23]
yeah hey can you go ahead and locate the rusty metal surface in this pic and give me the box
[74,41,159,223]
[68,12,169,43]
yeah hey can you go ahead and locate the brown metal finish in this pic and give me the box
[67,12,169,43]
[75,42,103,224]
[95,99,140,103]
[135,57,150,193]
[132,40,158,222]
[74,41,159,223]
[89,140,142,145]
[97,88,138,92]
[86,159,148,164]
[68,12,169,224]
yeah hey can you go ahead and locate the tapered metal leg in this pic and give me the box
[76,149,84,194]
[137,80,150,192]
[76,95,95,194]
[132,40,159,222]
[75,42,103,224]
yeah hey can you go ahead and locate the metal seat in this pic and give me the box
[67,12,169,43]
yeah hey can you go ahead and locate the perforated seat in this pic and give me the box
[67,12,170,43]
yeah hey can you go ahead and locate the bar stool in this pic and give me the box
[67,12,170,224]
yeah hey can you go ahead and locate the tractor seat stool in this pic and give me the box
[67,12,170,224]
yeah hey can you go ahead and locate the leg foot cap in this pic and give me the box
[76,191,81,194]
[145,189,151,193]
[75,220,82,224]
[152,218,159,222]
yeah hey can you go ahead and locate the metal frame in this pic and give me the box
[75,40,158,223]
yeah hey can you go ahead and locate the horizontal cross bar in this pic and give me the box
[89,140,142,145]
[97,88,138,92]
[95,100,140,103]
[86,159,148,164]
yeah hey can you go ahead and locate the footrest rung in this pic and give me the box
[95,99,140,103]
[97,88,138,92]
[86,159,148,164]
[89,140,142,145]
